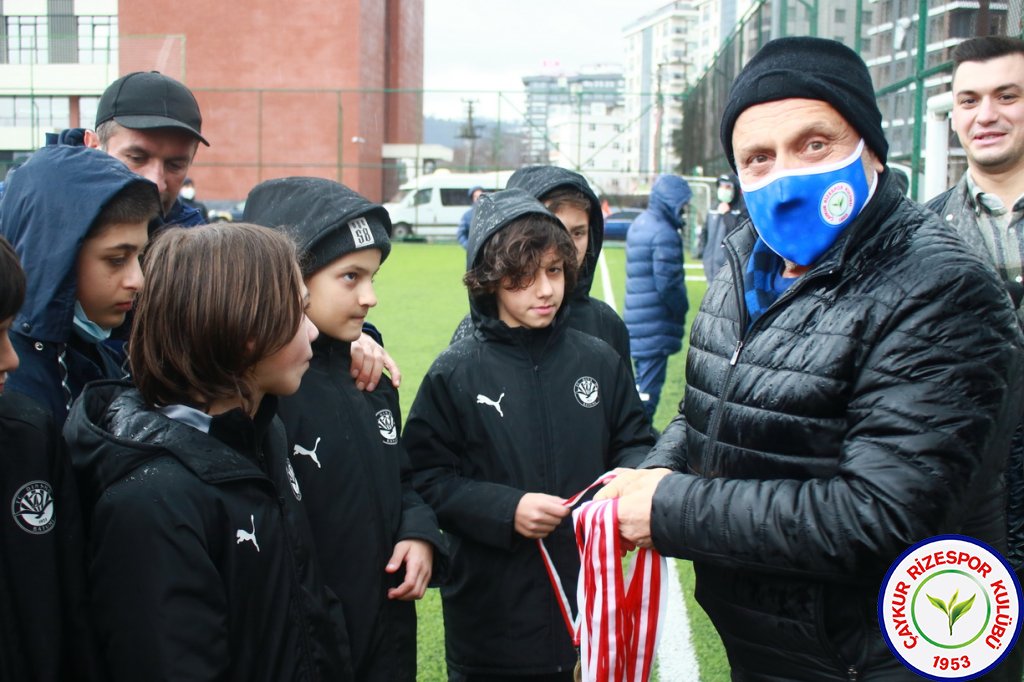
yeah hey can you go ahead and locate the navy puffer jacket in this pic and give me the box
[624,175,692,358]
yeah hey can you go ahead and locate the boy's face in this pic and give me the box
[0,316,19,395]
[496,246,565,329]
[76,221,148,330]
[305,249,381,343]
[250,284,318,397]
[548,203,589,269]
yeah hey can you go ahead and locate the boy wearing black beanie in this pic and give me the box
[244,177,446,681]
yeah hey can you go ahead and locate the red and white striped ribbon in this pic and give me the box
[536,473,667,682]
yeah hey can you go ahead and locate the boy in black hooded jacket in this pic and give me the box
[404,189,653,680]
[244,177,446,681]
[0,237,99,681]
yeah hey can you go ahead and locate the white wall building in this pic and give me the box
[546,101,632,195]
[623,1,699,183]
[0,0,120,171]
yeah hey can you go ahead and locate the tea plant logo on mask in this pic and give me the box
[878,535,1021,679]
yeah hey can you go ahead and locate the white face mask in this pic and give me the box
[717,186,735,204]
[180,186,196,201]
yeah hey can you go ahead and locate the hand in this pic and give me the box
[594,468,656,501]
[349,332,402,391]
[514,493,571,539]
[386,539,433,601]
[595,468,672,549]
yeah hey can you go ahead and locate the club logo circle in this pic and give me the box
[878,535,1021,679]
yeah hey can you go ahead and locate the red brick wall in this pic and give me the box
[117,0,423,202]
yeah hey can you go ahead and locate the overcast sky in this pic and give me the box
[423,0,668,121]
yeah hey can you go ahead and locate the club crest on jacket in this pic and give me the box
[574,377,600,408]
[376,409,398,445]
[11,480,55,534]
[285,458,302,500]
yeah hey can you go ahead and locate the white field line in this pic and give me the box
[598,250,617,311]
[595,253,701,680]
[656,558,701,681]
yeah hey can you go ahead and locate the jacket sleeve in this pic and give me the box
[403,369,525,551]
[606,357,656,468]
[89,481,230,681]
[641,409,688,471]
[649,267,1024,581]
[651,228,688,323]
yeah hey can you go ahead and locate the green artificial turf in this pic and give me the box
[371,242,728,680]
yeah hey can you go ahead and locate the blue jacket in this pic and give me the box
[624,175,691,358]
[0,145,158,423]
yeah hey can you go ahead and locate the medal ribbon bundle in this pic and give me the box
[537,473,667,682]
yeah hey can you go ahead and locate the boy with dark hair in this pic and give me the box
[405,188,653,680]
[0,237,99,681]
[0,144,159,424]
[243,177,445,681]
[451,166,634,378]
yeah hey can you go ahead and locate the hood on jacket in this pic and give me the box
[648,174,693,230]
[466,188,570,327]
[506,166,604,298]
[243,176,392,272]
[0,145,158,343]
[64,380,267,512]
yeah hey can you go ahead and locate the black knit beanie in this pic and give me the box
[719,37,888,171]
[243,176,391,276]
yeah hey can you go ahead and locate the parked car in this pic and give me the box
[603,209,642,240]
[382,170,514,239]
[207,200,246,222]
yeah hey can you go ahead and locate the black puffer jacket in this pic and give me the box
[644,171,1024,680]
[405,189,654,677]
[449,166,632,373]
[65,381,352,681]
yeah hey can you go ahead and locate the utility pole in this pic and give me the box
[457,98,483,172]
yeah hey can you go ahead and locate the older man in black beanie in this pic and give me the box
[597,37,1024,680]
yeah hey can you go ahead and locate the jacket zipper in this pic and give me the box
[702,239,838,476]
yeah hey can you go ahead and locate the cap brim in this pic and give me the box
[113,115,210,146]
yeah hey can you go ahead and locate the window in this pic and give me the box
[6,16,48,64]
[835,8,846,23]
[413,189,432,206]
[440,188,474,207]
[78,16,117,64]
[0,97,70,128]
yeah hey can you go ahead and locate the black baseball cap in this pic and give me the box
[95,71,209,146]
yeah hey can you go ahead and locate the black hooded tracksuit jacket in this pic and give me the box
[449,166,633,377]
[0,392,100,681]
[404,190,655,677]
[64,382,352,681]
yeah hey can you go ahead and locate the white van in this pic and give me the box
[383,170,514,239]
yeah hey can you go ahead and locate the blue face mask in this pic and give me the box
[73,301,112,343]
[740,139,876,267]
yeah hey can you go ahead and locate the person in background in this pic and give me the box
[701,173,745,282]
[926,35,1024,679]
[623,174,692,422]
[457,186,485,249]
[178,177,209,222]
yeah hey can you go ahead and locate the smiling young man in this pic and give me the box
[244,177,445,682]
[404,188,653,681]
[0,145,159,424]
[599,37,1024,680]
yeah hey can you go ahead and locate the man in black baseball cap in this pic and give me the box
[84,71,209,228]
